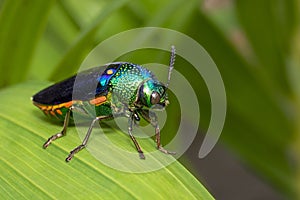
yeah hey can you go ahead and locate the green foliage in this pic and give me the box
[183,6,296,196]
[0,0,55,87]
[0,82,213,199]
[235,0,297,93]
[49,0,131,81]
[0,0,299,198]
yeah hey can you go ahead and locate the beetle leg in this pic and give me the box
[66,115,110,162]
[154,125,175,155]
[43,106,73,148]
[133,110,140,126]
[139,109,175,155]
[128,114,145,159]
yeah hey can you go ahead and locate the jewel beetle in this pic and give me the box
[32,46,176,161]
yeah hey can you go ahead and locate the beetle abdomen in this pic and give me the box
[33,101,74,121]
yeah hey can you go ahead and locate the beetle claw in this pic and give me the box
[138,151,145,159]
[43,132,65,149]
[65,154,73,162]
[65,144,85,162]
[43,138,52,149]
[158,146,176,155]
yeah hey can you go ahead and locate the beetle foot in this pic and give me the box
[66,144,85,162]
[43,132,64,148]
[43,136,56,148]
[158,146,176,155]
[138,151,145,159]
[43,138,52,148]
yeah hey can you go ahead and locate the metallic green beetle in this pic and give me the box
[32,46,176,161]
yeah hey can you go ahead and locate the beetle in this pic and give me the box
[32,46,176,162]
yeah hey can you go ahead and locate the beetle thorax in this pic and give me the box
[109,64,154,106]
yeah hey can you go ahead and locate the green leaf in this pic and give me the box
[0,81,213,199]
[0,0,55,87]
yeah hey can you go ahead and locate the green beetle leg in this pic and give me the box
[139,109,175,155]
[65,115,111,162]
[43,106,74,148]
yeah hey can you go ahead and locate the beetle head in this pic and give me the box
[137,80,169,109]
[134,45,175,110]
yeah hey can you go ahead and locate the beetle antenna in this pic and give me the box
[166,45,175,89]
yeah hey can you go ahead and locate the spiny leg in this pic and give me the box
[43,107,73,148]
[139,109,175,155]
[65,116,110,162]
[128,114,145,159]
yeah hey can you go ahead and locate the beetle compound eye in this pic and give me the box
[150,91,160,105]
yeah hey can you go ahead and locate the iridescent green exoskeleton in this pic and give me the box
[32,46,176,161]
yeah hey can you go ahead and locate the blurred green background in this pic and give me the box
[0,0,299,199]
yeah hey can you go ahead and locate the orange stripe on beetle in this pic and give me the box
[52,105,59,111]
[62,101,73,108]
[42,106,48,111]
[50,110,56,116]
[89,96,107,106]
[56,109,63,115]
